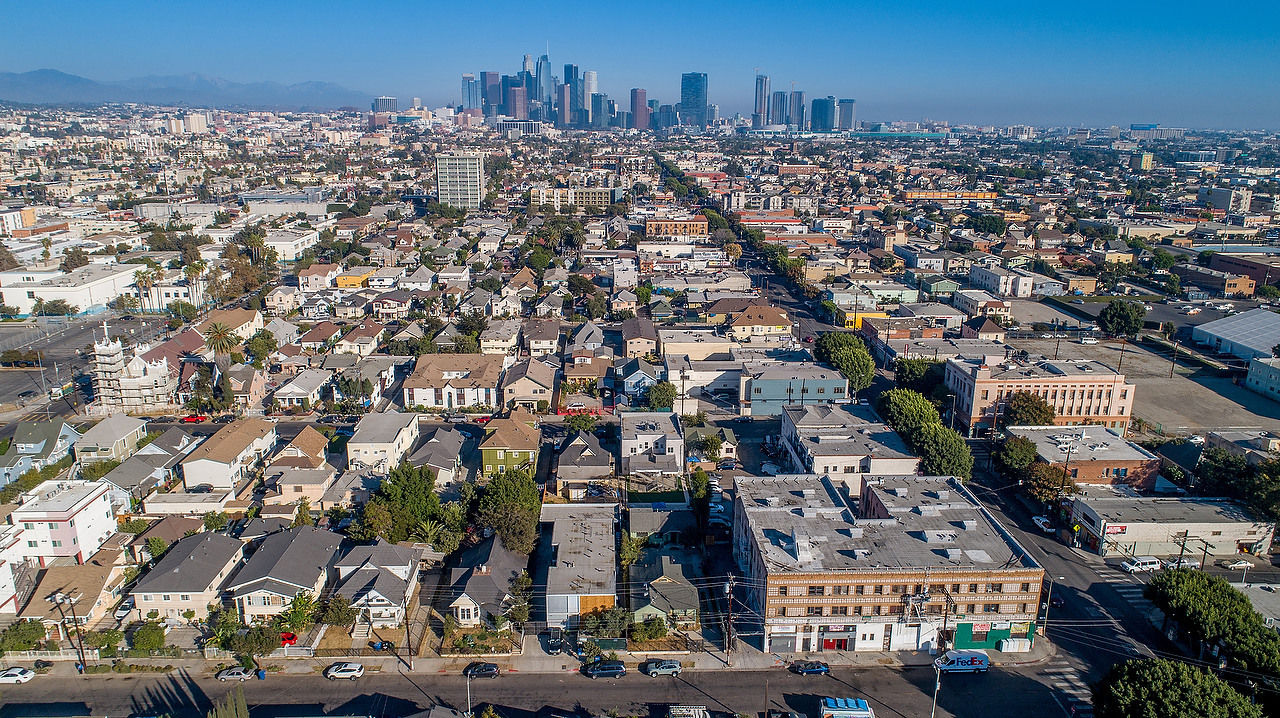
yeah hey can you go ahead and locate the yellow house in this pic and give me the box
[335,267,377,288]
[835,308,889,329]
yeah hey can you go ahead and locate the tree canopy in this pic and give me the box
[1093,658,1260,718]
[914,423,974,479]
[876,389,941,443]
[1002,391,1057,427]
[648,381,676,410]
[997,435,1038,476]
[1098,299,1146,336]
[814,332,875,393]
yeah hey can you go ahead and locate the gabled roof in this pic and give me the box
[480,411,541,452]
[77,414,145,450]
[447,535,527,618]
[133,532,242,594]
[730,305,790,327]
[270,426,329,469]
[559,430,612,467]
[619,317,658,342]
[408,427,466,472]
[501,358,557,391]
[227,526,341,596]
[181,418,275,467]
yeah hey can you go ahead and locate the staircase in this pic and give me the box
[352,619,371,641]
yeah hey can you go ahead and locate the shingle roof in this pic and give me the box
[181,418,275,466]
[133,532,242,594]
[447,535,527,617]
[227,526,341,596]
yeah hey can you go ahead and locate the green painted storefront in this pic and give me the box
[952,620,1036,649]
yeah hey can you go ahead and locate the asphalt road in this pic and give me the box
[0,664,1062,718]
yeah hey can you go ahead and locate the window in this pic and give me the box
[833,387,844,394]
[1020,583,1031,592]
[47,523,57,530]
[162,595,171,602]
[181,595,191,601]
[1019,603,1029,613]
[27,541,37,548]
[832,585,850,596]
[873,585,883,594]
[966,604,976,614]
[22,523,33,530]
[142,595,152,602]
[844,466,856,473]
[808,586,825,596]
[294,486,303,493]
[855,585,865,595]
[983,603,1000,613]
[754,388,762,395]
[497,451,505,459]
[987,583,1002,593]
[51,540,62,548]
[854,606,864,615]
[806,606,823,616]
[890,584,905,594]
[776,607,787,616]
[777,586,787,596]
[872,605,883,615]
[831,606,848,616]
[969,583,979,593]
[817,387,825,394]
[951,584,961,593]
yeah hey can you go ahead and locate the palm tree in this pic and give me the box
[183,260,207,310]
[133,267,157,314]
[203,322,237,366]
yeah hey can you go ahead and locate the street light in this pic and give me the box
[1041,576,1067,630]
[465,673,472,718]
[929,661,942,718]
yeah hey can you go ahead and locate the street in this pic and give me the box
[0,664,1062,718]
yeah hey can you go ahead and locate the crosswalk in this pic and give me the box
[1096,568,1152,607]
[1042,656,1093,716]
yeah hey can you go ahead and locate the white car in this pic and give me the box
[1031,516,1054,534]
[0,667,35,684]
[324,662,365,680]
[114,597,134,621]
[1222,559,1252,570]
[216,667,254,681]
[1164,558,1201,570]
[709,503,726,514]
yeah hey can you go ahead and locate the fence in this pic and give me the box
[1,649,99,661]
[204,645,314,660]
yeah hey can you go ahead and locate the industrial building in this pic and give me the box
[1191,308,1280,361]
[1068,496,1274,558]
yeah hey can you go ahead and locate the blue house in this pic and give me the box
[615,357,659,399]
[740,363,849,416]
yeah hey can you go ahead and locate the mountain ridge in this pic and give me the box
[0,69,374,110]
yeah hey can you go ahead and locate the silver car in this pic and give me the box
[324,662,364,680]
[643,659,682,677]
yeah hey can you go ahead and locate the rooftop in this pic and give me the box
[1074,496,1268,526]
[1007,425,1159,464]
[15,480,107,516]
[541,503,617,596]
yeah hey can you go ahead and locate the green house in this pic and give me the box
[480,409,541,477]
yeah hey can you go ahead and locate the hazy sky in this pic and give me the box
[4,0,1280,128]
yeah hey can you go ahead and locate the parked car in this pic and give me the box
[709,503,727,515]
[642,659,682,677]
[718,461,738,470]
[474,416,492,424]
[0,667,35,684]
[1164,558,1201,570]
[114,597,134,621]
[803,335,815,342]
[216,667,253,682]
[1048,595,1065,609]
[545,627,563,654]
[280,632,298,646]
[1032,516,1054,534]
[582,660,626,679]
[789,660,830,676]
[182,415,208,423]
[324,662,364,680]
[463,662,500,679]
[1221,559,1252,570]
[1079,337,1099,345]
[212,414,236,424]
[1070,299,1085,305]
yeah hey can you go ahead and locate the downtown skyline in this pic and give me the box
[1,0,1279,128]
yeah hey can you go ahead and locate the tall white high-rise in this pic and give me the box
[584,71,598,98]
[435,153,486,210]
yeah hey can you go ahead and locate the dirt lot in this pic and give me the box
[1006,335,1280,435]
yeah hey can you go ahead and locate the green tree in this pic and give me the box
[876,389,941,443]
[565,413,596,433]
[914,424,973,479]
[242,330,278,368]
[814,332,875,393]
[619,533,644,569]
[997,436,1038,476]
[206,685,252,718]
[476,467,541,554]
[1002,391,1057,427]
[1196,447,1250,496]
[59,246,90,272]
[1146,568,1280,678]
[636,285,652,305]
[203,511,230,531]
[279,592,317,632]
[701,434,723,463]
[169,300,199,323]
[83,628,123,650]
[145,536,169,561]
[1097,299,1146,336]
[647,381,676,410]
[505,571,533,624]
[321,595,358,627]
[130,622,166,652]
[292,498,312,528]
[894,358,944,394]
[203,321,238,359]
[1093,658,1260,718]
[1023,462,1073,503]
[1197,250,1216,266]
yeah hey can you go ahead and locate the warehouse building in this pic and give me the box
[1191,308,1280,361]
[1068,496,1274,558]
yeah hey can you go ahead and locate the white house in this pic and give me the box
[10,480,116,566]
[333,542,418,628]
[179,418,277,491]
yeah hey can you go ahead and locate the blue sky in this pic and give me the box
[4,0,1279,128]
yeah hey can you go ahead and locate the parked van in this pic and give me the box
[934,650,989,673]
[1121,556,1161,573]
[1079,337,1099,345]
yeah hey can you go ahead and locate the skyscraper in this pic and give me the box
[591,93,609,128]
[680,72,709,128]
[810,96,837,132]
[556,83,572,128]
[480,72,502,110]
[631,88,649,131]
[508,86,529,120]
[583,71,598,99]
[523,54,534,74]
[789,91,807,129]
[460,75,481,110]
[838,98,857,130]
[769,90,788,125]
[535,54,554,106]
[372,96,398,113]
[411,97,421,109]
[436,152,485,210]
[753,74,770,128]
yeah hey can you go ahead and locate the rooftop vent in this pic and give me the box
[944,548,963,559]
[847,527,864,539]
[959,519,978,530]
[934,490,950,500]
[892,487,909,497]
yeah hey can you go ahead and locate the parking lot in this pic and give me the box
[1006,335,1280,434]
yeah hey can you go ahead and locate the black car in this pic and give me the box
[463,662,500,679]
[213,414,236,424]
[545,627,563,654]
[582,660,625,679]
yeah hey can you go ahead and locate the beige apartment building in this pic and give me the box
[945,357,1136,437]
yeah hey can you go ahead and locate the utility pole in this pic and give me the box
[724,576,735,665]
[1169,340,1180,378]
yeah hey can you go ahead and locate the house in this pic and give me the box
[619,317,658,358]
[505,266,538,298]
[335,267,377,289]
[407,427,466,485]
[180,418,277,491]
[630,552,700,630]
[297,321,343,353]
[960,316,1007,342]
[445,535,528,628]
[347,412,420,473]
[0,420,82,484]
[402,354,504,411]
[225,363,270,412]
[10,480,116,566]
[684,426,738,463]
[74,414,147,464]
[620,412,685,478]
[265,286,302,316]
[273,368,332,408]
[371,290,414,320]
[196,309,263,342]
[126,516,203,564]
[729,305,792,343]
[541,503,617,628]
[551,431,614,496]
[480,319,522,355]
[780,404,919,476]
[400,266,435,291]
[480,410,541,476]
[226,526,342,623]
[610,290,638,314]
[333,541,418,628]
[130,533,243,622]
[522,320,561,357]
[17,550,127,638]
[333,322,386,357]
[299,263,342,292]
[333,294,371,320]
[270,426,330,470]
[100,428,199,510]
[500,359,557,411]
[628,505,697,547]
[569,322,605,353]
[615,357,659,398]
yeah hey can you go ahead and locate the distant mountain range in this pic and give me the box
[0,69,373,110]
